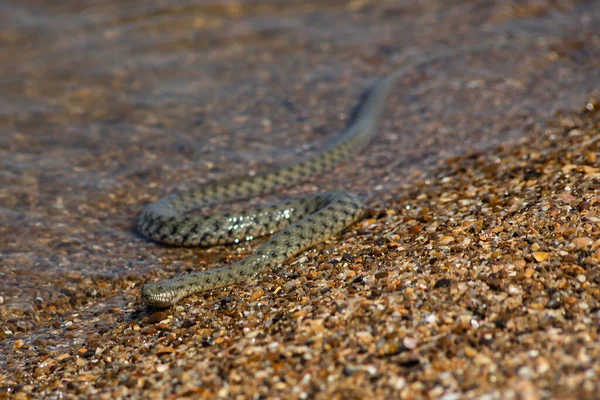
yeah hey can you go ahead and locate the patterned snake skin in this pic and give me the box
[138,37,543,307]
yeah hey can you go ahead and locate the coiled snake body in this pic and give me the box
[138,38,539,307]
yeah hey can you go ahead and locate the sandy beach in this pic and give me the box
[1,1,600,398]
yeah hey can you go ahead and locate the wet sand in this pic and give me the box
[1,0,600,398]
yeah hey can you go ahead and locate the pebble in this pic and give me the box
[572,237,593,249]
[156,346,175,355]
[438,235,455,245]
[249,288,266,301]
[147,311,169,324]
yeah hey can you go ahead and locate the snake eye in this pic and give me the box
[156,284,164,291]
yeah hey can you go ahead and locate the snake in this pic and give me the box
[138,37,545,307]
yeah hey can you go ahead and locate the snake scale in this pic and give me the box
[138,37,544,307]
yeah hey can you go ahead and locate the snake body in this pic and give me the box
[139,38,539,307]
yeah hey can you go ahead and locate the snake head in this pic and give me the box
[141,282,179,308]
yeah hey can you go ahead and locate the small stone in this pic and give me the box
[389,376,406,390]
[429,250,444,258]
[156,346,175,355]
[508,285,521,294]
[524,268,535,278]
[582,256,597,266]
[147,311,169,324]
[377,341,402,356]
[577,200,591,211]
[434,278,453,288]
[143,326,158,335]
[532,252,549,262]
[582,165,598,174]
[13,339,24,349]
[156,364,168,373]
[403,337,418,349]
[356,331,374,346]
[572,237,593,249]
[409,224,423,234]
[249,288,265,301]
[537,357,551,374]
[34,366,49,378]
[439,236,454,245]
[464,346,477,358]
[374,271,388,280]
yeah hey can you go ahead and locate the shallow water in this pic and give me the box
[1,0,599,332]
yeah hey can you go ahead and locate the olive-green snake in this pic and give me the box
[138,37,546,307]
